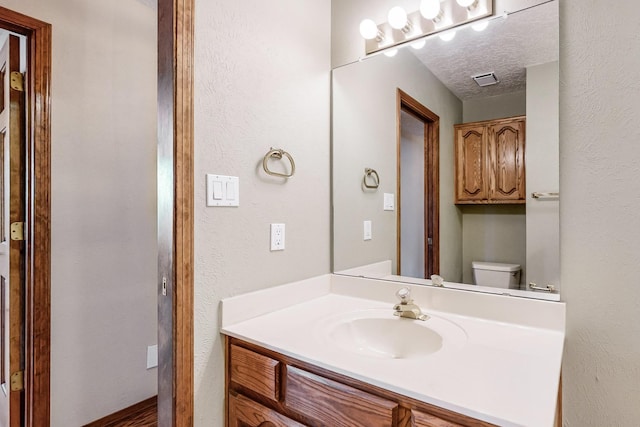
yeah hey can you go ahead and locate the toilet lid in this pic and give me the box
[472,261,521,272]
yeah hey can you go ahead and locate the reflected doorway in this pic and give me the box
[397,89,440,279]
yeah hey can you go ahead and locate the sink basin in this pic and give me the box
[322,309,466,360]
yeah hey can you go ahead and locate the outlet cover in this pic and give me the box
[147,345,158,369]
[383,193,395,211]
[363,220,372,241]
[270,223,285,251]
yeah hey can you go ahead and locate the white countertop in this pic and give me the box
[221,274,565,427]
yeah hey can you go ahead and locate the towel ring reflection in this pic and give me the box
[262,148,296,178]
[363,168,380,189]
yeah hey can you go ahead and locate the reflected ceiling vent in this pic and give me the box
[472,72,499,87]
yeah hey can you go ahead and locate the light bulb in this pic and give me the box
[420,0,441,20]
[456,0,477,7]
[388,6,408,30]
[359,19,379,40]
[384,48,398,57]
[472,20,489,31]
[411,39,426,50]
[439,30,456,41]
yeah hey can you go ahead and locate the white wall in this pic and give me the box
[526,61,559,287]
[463,91,526,123]
[0,0,158,425]
[560,1,640,424]
[332,50,463,280]
[193,1,331,425]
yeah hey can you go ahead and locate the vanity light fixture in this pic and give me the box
[359,18,385,41]
[411,39,427,49]
[420,0,443,22]
[388,6,412,33]
[456,0,479,10]
[384,48,399,57]
[439,30,457,41]
[471,20,489,31]
[359,0,493,56]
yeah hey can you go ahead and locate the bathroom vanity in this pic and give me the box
[221,274,565,427]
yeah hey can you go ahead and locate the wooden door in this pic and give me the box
[454,124,487,203]
[488,119,525,201]
[0,33,26,427]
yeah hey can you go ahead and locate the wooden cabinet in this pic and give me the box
[225,337,496,427]
[455,116,525,204]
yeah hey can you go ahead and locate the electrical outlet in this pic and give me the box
[147,345,158,369]
[270,223,285,251]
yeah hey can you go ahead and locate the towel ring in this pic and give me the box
[262,148,296,178]
[363,168,380,189]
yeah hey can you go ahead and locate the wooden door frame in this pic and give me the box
[157,0,195,426]
[0,7,51,426]
[396,89,440,278]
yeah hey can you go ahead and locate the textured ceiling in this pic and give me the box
[412,0,558,101]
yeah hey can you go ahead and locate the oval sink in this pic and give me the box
[322,309,466,360]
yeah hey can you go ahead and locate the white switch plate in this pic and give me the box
[383,193,395,211]
[147,345,158,369]
[363,220,372,241]
[206,174,239,207]
[270,223,285,251]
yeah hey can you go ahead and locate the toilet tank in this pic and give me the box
[472,261,521,289]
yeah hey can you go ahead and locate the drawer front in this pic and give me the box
[412,409,466,427]
[229,392,305,427]
[230,344,281,401]
[285,366,397,427]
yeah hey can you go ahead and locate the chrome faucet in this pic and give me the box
[393,287,429,321]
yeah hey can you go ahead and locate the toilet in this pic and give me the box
[472,261,521,289]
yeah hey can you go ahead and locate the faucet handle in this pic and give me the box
[395,287,412,304]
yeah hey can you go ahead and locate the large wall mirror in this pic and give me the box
[332,0,559,300]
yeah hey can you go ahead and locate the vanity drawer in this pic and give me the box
[230,344,281,401]
[284,366,398,427]
[412,409,465,427]
[229,391,305,427]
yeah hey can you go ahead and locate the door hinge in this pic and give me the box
[10,222,25,241]
[427,237,433,245]
[161,277,167,296]
[10,370,23,391]
[10,72,24,92]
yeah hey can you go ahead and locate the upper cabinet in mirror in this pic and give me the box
[331,0,559,300]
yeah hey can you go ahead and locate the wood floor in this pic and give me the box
[84,397,157,427]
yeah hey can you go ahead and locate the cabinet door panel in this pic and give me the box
[229,392,305,427]
[488,120,525,201]
[455,125,487,203]
[285,366,397,427]
[230,344,281,402]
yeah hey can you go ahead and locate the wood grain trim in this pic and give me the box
[0,6,52,427]
[157,0,194,425]
[285,366,398,427]
[230,338,497,427]
[230,345,281,402]
[229,392,304,427]
[83,396,157,427]
[397,89,440,278]
[413,408,464,427]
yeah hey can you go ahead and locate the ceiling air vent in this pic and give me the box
[472,72,499,87]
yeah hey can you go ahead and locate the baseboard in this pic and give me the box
[83,396,157,427]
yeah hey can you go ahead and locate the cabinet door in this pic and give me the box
[229,392,305,427]
[413,409,464,427]
[488,119,525,202]
[455,124,487,203]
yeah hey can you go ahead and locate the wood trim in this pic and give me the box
[83,396,157,427]
[0,6,52,427]
[397,89,440,278]
[157,0,194,426]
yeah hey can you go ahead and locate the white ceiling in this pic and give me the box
[412,0,558,100]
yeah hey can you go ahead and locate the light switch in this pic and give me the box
[212,181,223,200]
[384,193,395,211]
[207,174,240,207]
[226,181,235,199]
[363,220,372,241]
